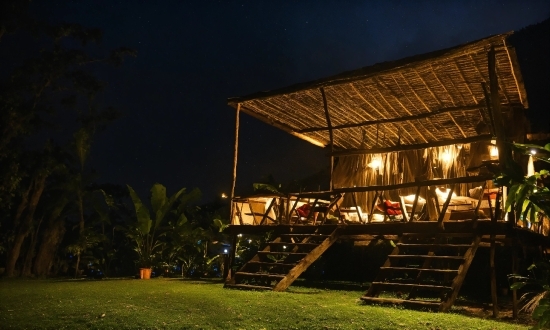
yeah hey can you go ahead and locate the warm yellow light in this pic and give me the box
[528,155,535,176]
[490,146,499,158]
[221,193,228,199]
[441,150,452,164]
[368,156,382,169]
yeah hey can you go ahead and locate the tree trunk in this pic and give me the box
[5,175,47,277]
[21,227,38,276]
[33,217,66,276]
[74,253,81,278]
[5,232,27,277]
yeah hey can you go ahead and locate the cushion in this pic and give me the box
[296,204,311,217]
[376,200,402,215]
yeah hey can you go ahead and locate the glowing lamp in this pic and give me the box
[441,150,452,164]
[528,155,535,176]
[368,156,382,169]
[490,146,499,159]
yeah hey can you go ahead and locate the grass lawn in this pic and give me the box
[0,277,531,329]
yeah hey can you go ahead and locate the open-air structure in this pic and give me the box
[223,32,547,313]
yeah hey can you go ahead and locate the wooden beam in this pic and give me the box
[331,134,492,156]
[273,228,342,291]
[320,87,334,189]
[298,104,485,134]
[503,42,528,108]
[440,235,481,312]
[229,104,241,226]
[224,233,238,284]
[488,46,509,166]
[333,175,493,194]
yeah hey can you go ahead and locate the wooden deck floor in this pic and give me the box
[227,220,550,246]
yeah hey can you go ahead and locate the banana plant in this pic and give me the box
[126,183,188,268]
[493,142,550,225]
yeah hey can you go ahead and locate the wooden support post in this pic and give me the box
[229,104,241,225]
[224,233,238,284]
[489,189,502,317]
[488,45,513,166]
[490,237,499,317]
[512,244,518,319]
[320,88,334,190]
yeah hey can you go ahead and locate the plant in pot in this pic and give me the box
[126,183,188,279]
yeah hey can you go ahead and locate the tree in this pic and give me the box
[0,4,135,276]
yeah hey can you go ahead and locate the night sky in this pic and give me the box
[8,0,550,202]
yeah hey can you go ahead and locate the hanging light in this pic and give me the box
[490,146,499,159]
[368,155,382,170]
[441,150,452,164]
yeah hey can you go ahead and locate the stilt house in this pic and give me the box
[224,32,544,312]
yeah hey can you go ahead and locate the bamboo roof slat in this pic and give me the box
[228,33,528,151]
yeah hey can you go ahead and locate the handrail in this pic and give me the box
[332,175,494,194]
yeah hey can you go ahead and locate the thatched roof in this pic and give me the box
[228,33,528,154]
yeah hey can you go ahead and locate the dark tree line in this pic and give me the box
[0,3,230,278]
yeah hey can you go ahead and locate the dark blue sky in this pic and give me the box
[24,0,550,201]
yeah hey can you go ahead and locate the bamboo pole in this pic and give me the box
[320,88,334,189]
[331,134,492,156]
[299,104,486,133]
[490,189,502,317]
[488,47,507,318]
[229,103,241,223]
[225,103,240,282]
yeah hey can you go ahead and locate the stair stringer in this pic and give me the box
[439,235,481,312]
[272,227,342,292]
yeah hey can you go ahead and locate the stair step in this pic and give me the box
[247,261,296,267]
[380,267,459,274]
[225,284,273,291]
[397,243,471,249]
[370,282,453,291]
[235,272,285,279]
[360,297,441,310]
[389,255,464,261]
[257,251,308,256]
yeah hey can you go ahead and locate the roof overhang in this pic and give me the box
[228,33,528,153]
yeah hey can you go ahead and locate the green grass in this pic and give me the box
[0,278,530,329]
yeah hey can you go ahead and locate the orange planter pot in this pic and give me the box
[140,268,152,279]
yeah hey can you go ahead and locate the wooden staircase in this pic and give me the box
[225,226,341,291]
[361,232,481,311]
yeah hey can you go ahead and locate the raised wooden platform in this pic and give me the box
[226,220,550,246]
